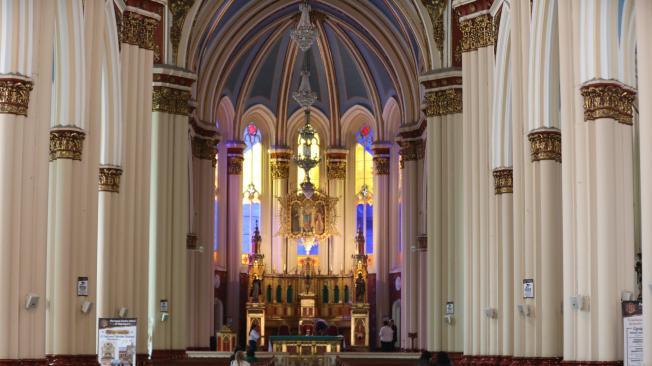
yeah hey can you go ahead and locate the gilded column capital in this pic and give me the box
[421,0,447,64]
[191,136,218,161]
[425,88,463,117]
[49,126,86,161]
[152,69,196,116]
[459,13,495,52]
[99,166,123,193]
[0,75,33,116]
[226,141,246,175]
[580,79,637,125]
[528,128,561,163]
[492,167,513,195]
[371,143,391,176]
[269,148,292,180]
[120,8,161,54]
[170,0,195,62]
[398,139,425,168]
[325,148,348,180]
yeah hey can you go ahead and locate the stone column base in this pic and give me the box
[45,355,99,366]
[0,360,47,366]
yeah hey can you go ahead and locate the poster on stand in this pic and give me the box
[98,318,137,366]
[622,301,643,366]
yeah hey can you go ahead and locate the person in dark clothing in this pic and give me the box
[418,351,433,366]
[389,319,398,351]
[435,352,452,366]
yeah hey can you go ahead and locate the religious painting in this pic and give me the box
[314,202,325,235]
[354,318,366,346]
[302,206,313,233]
[291,202,301,234]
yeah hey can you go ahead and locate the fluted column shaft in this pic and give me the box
[225,141,245,337]
[148,67,195,358]
[635,1,652,364]
[371,143,391,345]
[270,148,291,273]
[0,1,54,362]
[559,1,636,362]
[326,149,348,274]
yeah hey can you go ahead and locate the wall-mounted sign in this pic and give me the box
[523,279,534,299]
[445,302,455,315]
[623,301,643,366]
[160,299,169,313]
[98,318,136,366]
[77,277,89,297]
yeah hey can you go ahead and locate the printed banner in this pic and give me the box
[98,318,137,366]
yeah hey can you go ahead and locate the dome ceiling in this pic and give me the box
[189,0,427,142]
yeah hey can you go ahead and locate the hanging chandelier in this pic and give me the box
[290,1,318,52]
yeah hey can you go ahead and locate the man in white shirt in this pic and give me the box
[379,320,394,352]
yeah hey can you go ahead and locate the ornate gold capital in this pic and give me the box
[580,79,636,125]
[0,76,33,116]
[99,166,123,193]
[192,136,217,161]
[492,167,513,195]
[270,159,290,180]
[398,139,425,168]
[421,0,447,64]
[373,156,390,175]
[121,10,159,55]
[460,14,495,52]
[170,0,195,61]
[227,156,243,175]
[152,86,191,115]
[49,127,86,161]
[528,128,561,163]
[425,89,463,117]
[327,160,347,180]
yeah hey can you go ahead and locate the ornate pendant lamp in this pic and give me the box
[290,1,318,52]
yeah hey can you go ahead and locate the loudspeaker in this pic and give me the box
[25,294,40,310]
[81,301,93,314]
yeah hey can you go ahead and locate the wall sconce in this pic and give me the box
[81,301,93,314]
[161,313,169,322]
[483,308,497,319]
[25,293,40,310]
[118,307,128,318]
[517,304,530,317]
[444,315,454,325]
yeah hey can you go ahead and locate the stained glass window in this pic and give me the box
[355,125,374,254]
[213,151,219,265]
[242,123,262,254]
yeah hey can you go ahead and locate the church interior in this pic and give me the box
[0,0,651,365]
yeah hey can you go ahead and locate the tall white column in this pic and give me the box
[421,71,464,353]
[371,143,391,344]
[225,141,245,337]
[98,5,160,362]
[559,1,637,362]
[635,1,652,364]
[46,1,104,362]
[0,1,54,363]
[397,134,424,349]
[453,1,495,361]
[148,66,195,361]
[187,128,219,350]
[270,148,292,273]
[326,149,348,274]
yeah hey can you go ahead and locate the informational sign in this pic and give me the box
[523,279,534,299]
[160,299,169,313]
[98,318,136,366]
[623,301,643,366]
[77,277,89,297]
[445,302,455,315]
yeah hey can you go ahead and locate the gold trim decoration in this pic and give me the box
[459,14,495,52]
[152,86,191,115]
[425,89,463,117]
[169,0,195,62]
[398,139,425,168]
[580,79,637,125]
[528,128,561,163]
[120,10,159,53]
[99,166,123,193]
[270,159,290,180]
[227,156,243,175]
[421,0,447,65]
[492,167,513,195]
[192,136,217,161]
[327,160,346,180]
[373,156,389,175]
[0,76,33,116]
[278,188,338,242]
[49,127,86,161]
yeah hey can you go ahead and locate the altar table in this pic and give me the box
[267,335,343,355]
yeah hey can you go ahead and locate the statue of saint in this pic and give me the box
[251,276,262,302]
[355,272,365,303]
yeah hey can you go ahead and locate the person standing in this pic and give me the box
[389,319,397,351]
[379,320,394,352]
[247,324,260,360]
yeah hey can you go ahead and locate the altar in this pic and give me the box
[268,335,344,355]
